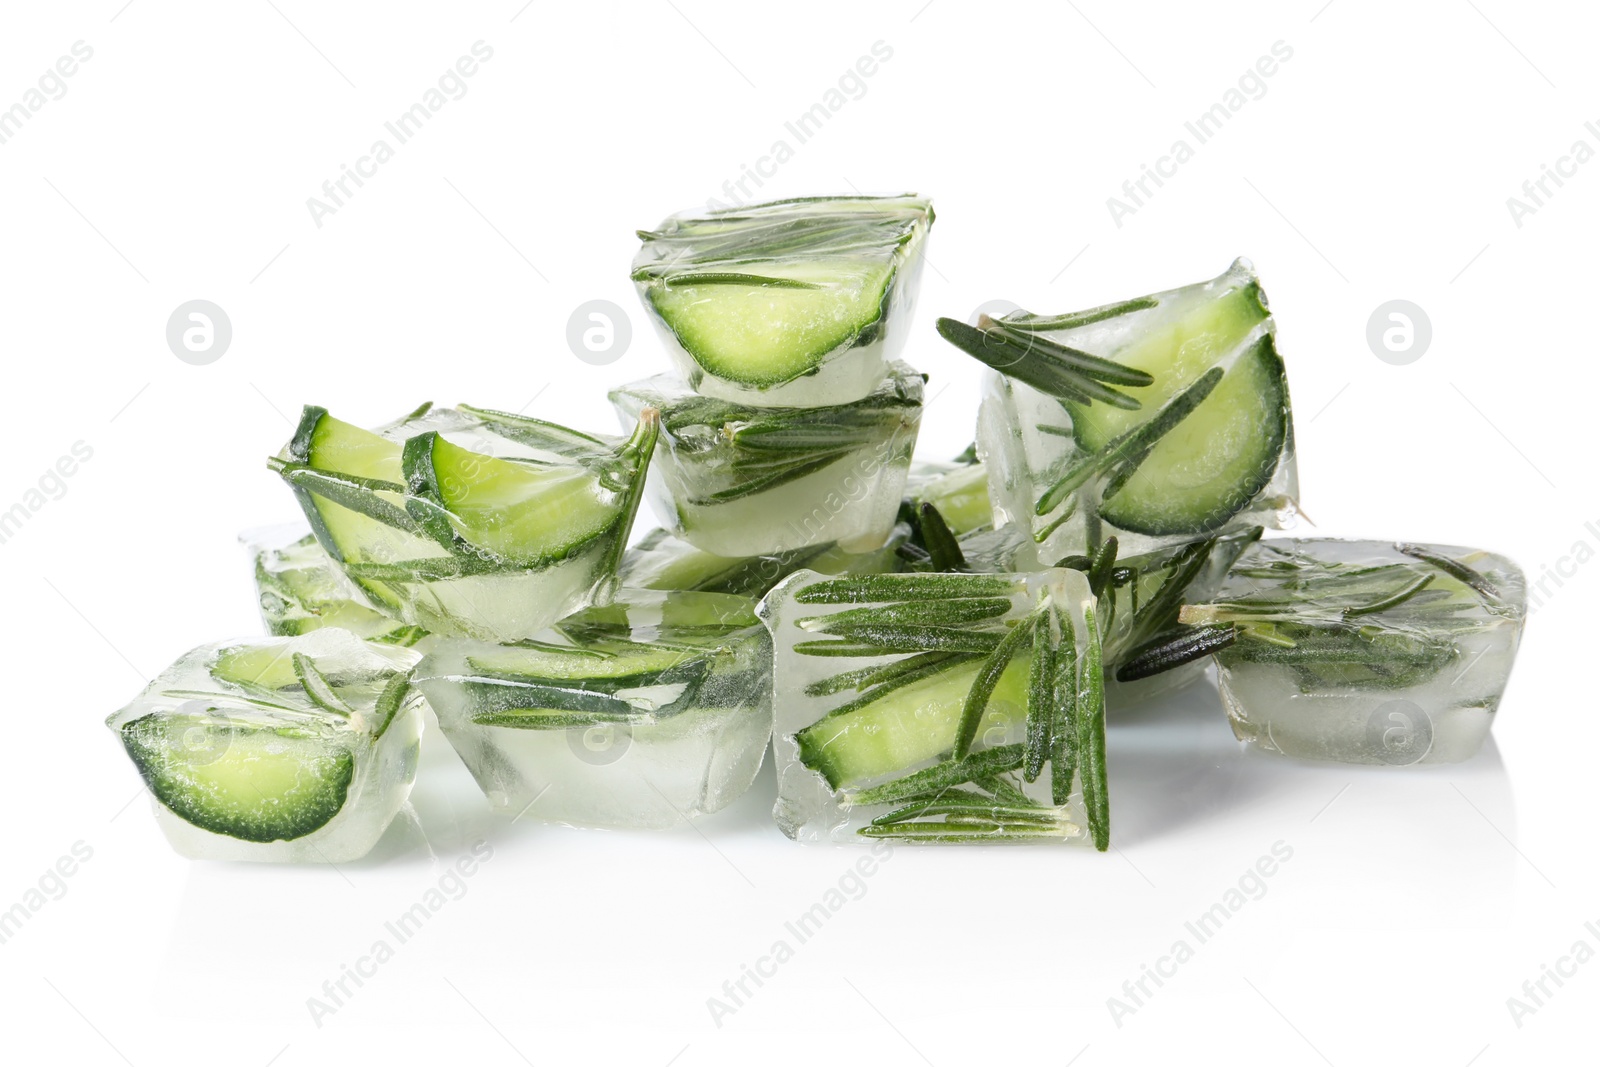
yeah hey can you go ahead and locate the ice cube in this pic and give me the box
[106,629,425,863]
[269,402,657,643]
[619,526,905,598]
[631,195,933,407]
[609,362,922,556]
[760,568,1109,847]
[1188,538,1526,764]
[956,259,1298,563]
[243,525,427,646]
[415,590,772,830]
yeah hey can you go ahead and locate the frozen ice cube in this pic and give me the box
[632,195,933,408]
[1188,538,1526,764]
[619,526,905,598]
[243,525,427,646]
[958,259,1298,563]
[760,568,1109,846]
[609,362,922,556]
[106,629,425,863]
[269,402,657,643]
[415,590,772,830]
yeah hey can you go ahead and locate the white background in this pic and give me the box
[1,1,1595,1064]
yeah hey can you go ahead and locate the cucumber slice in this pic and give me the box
[910,460,992,536]
[465,642,696,683]
[430,591,763,728]
[634,195,933,389]
[1066,280,1269,452]
[120,712,354,843]
[460,657,711,727]
[644,260,895,387]
[1094,335,1289,535]
[402,427,640,567]
[290,407,404,481]
[992,261,1288,538]
[212,644,301,691]
[285,406,450,608]
[794,658,1029,790]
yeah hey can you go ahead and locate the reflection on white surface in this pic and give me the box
[1108,668,1517,927]
[149,664,1521,1029]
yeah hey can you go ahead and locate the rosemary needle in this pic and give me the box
[954,612,1040,759]
[1023,612,1056,783]
[1078,608,1109,851]
[1049,605,1079,807]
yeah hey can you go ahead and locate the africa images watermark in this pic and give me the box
[1107,840,1295,1027]
[706,840,895,1027]
[704,40,895,211]
[1505,918,1600,1028]
[781,436,907,549]
[1505,119,1600,229]
[1,441,95,548]
[306,41,495,228]
[306,840,494,1027]
[1107,40,1294,228]
[1524,517,1600,615]
[0,841,94,947]
[0,40,94,147]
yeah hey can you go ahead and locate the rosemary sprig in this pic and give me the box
[850,744,1027,806]
[793,628,1003,657]
[798,597,1013,633]
[936,318,1151,409]
[870,794,1064,827]
[1396,543,1503,606]
[1115,624,1238,682]
[995,296,1159,333]
[1157,542,1503,692]
[795,574,1016,605]
[803,649,966,697]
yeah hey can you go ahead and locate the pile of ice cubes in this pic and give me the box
[104,196,1527,862]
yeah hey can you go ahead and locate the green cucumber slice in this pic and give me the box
[911,461,992,536]
[794,657,1029,790]
[286,406,449,608]
[120,712,354,843]
[645,260,895,387]
[1066,280,1270,452]
[1093,335,1288,535]
[290,407,403,480]
[1046,271,1286,536]
[212,643,303,691]
[465,642,696,683]
[458,640,715,728]
[403,432,621,565]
